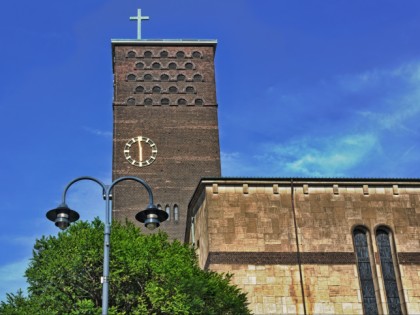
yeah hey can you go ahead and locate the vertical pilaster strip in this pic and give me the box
[291,179,307,315]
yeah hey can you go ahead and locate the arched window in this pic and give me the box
[160,51,169,58]
[193,74,202,82]
[353,227,379,315]
[192,51,201,59]
[185,86,195,94]
[135,62,144,69]
[161,98,170,105]
[152,86,161,94]
[157,204,162,210]
[165,205,170,221]
[178,98,187,105]
[135,86,144,93]
[376,227,403,315]
[177,74,186,81]
[174,205,179,222]
[176,51,185,59]
[144,74,153,81]
[144,51,153,58]
[127,98,136,106]
[168,62,177,70]
[169,86,178,93]
[144,98,153,105]
[152,62,161,69]
[185,62,194,70]
[127,51,136,58]
[160,74,169,81]
[127,74,136,81]
[194,99,203,106]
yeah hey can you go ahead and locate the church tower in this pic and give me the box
[111,13,221,240]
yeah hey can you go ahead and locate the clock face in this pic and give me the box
[124,136,157,167]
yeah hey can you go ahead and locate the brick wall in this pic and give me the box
[112,41,221,240]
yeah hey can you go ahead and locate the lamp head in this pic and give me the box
[135,205,168,230]
[46,204,80,230]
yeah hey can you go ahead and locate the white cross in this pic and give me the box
[130,8,149,40]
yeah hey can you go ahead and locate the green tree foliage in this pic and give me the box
[0,219,250,315]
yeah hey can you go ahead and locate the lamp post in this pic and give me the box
[46,176,168,315]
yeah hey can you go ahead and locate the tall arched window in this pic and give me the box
[353,227,379,315]
[165,205,170,221]
[376,227,403,315]
[174,205,179,222]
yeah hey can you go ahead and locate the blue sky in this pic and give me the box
[1,0,420,301]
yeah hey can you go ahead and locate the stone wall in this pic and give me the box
[187,178,420,314]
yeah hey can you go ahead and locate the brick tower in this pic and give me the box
[111,40,221,240]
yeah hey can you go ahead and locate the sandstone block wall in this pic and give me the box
[187,179,420,314]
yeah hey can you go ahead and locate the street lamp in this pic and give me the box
[46,176,168,315]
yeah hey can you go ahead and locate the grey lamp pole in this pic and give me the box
[46,176,168,315]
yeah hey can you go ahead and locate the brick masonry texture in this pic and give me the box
[112,42,221,240]
[188,180,420,314]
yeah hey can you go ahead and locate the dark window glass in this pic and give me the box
[176,51,185,58]
[161,98,170,105]
[192,51,201,58]
[144,74,153,81]
[177,74,186,81]
[186,86,195,94]
[195,99,203,106]
[376,229,403,315]
[168,62,177,70]
[160,51,169,58]
[135,86,144,93]
[185,62,193,70]
[127,51,136,58]
[193,74,202,82]
[144,98,153,105]
[152,86,161,93]
[178,98,187,105]
[135,62,144,69]
[152,62,161,69]
[160,74,169,81]
[127,74,136,81]
[354,228,379,315]
[169,86,178,93]
[144,51,152,58]
[127,98,135,105]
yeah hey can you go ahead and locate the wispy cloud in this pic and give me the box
[0,258,29,302]
[83,127,112,138]
[222,60,420,178]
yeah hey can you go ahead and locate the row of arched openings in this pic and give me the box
[135,61,196,70]
[127,98,204,106]
[127,50,202,59]
[353,226,404,315]
[134,85,196,94]
[127,73,203,82]
[156,204,179,222]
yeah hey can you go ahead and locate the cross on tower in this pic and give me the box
[130,8,149,40]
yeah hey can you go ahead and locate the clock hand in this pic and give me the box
[139,138,143,162]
